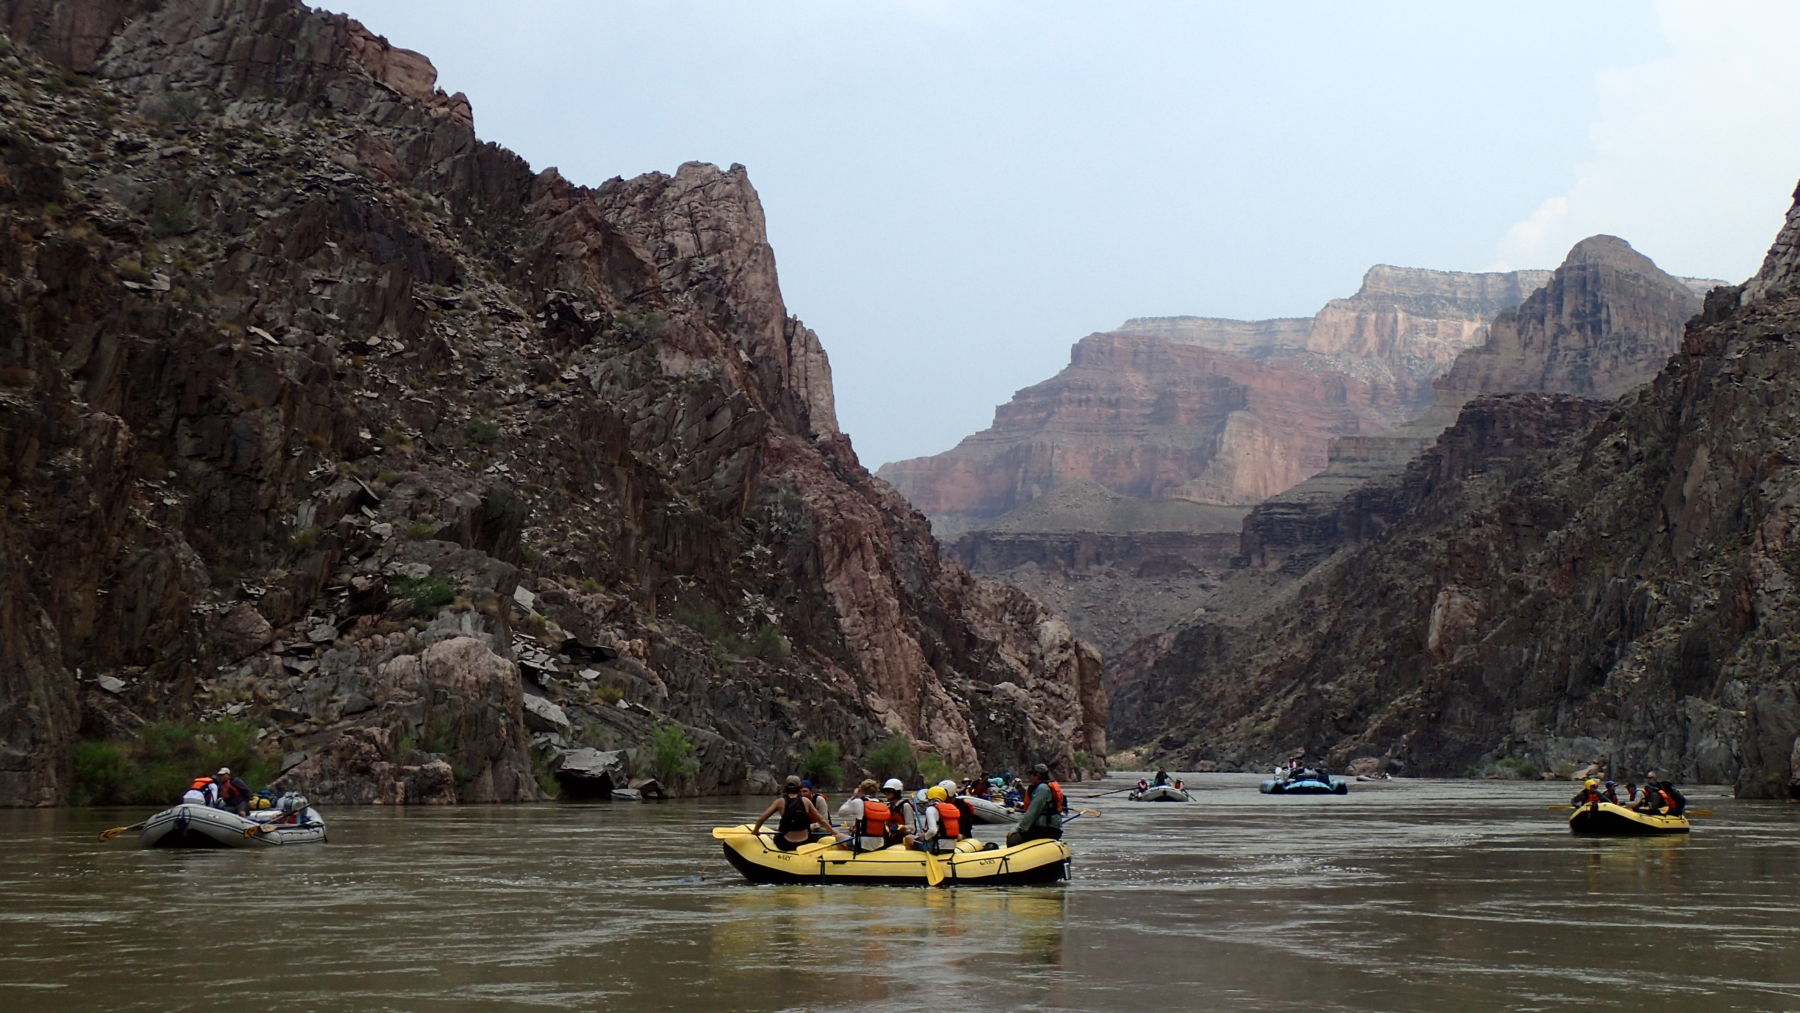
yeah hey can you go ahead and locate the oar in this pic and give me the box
[1544,805,1712,817]
[1082,786,1137,799]
[98,819,150,841]
[923,849,947,887]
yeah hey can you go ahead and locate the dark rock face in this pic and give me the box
[0,0,1103,805]
[1111,193,1800,797]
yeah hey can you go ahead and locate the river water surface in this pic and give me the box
[2,774,1796,1011]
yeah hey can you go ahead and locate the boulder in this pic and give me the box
[551,747,628,799]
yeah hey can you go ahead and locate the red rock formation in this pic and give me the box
[880,266,1553,534]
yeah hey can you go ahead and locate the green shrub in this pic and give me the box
[1496,756,1540,780]
[612,308,667,342]
[148,188,197,238]
[69,741,129,806]
[69,718,277,805]
[148,89,204,123]
[918,751,954,787]
[401,520,438,540]
[288,525,320,551]
[465,416,501,444]
[863,735,916,783]
[393,574,457,618]
[650,721,699,788]
[800,740,843,788]
[744,622,790,661]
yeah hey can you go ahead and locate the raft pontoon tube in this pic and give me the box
[1259,777,1348,795]
[1129,785,1192,802]
[138,802,326,848]
[1567,801,1690,836]
[716,825,1069,885]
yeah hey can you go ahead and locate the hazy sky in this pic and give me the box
[340,1,1800,470]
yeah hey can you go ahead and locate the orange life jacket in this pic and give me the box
[931,800,962,839]
[189,777,214,791]
[858,798,899,838]
[1048,780,1067,814]
[1656,788,1677,811]
[1580,789,1602,805]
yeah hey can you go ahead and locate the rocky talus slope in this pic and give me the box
[1243,237,1717,573]
[0,0,1103,806]
[1111,184,1800,798]
[879,265,1553,535]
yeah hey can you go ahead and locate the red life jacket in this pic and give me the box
[858,798,899,838]
[1580,790,1603,805]
[932,801,961,839]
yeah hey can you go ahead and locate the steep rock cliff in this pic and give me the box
[1111,185,1800,798]
[0,0,1103,805]
[879,266,1552,536]
[1242,237,1717,573]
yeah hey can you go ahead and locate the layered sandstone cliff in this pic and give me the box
[880,266,1553,537]
[0,0,1102,805]
[1111,186,1800,798]
[1241,237,1717,573]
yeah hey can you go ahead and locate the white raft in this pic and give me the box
[960,795,1020,825]
[1129,784,1192,802]
[138,799,326,849]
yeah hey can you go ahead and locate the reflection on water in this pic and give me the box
[0,776,1797,1011]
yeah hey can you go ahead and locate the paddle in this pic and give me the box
[98,819,149,842]
[1082,786,1137,799]
[923,849,947,887]
[1544,804,1712,817]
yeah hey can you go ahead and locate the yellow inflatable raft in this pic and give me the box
[1568,801,1690,835]
[714,825,1070,886]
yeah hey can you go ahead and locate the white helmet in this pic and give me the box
[882,777,904,791]
[939,779,958,794]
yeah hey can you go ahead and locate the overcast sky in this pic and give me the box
[339,1,1800,470]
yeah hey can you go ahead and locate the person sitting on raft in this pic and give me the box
[1006,764,1064,848]
[214,767,253,815]
[1636,772,1686,816]
[751,775,844,852]
[799,779,831,836]
[180,775,218,807]
[1571,778,1605,806]
[836,778,903,851]
[906,785,965,853]
[1151,769,1170,787]
[939,779,976,834]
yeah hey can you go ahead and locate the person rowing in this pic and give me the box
[751,775,844,851]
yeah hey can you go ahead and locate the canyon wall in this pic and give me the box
[1110,187,1800,798]
[881,266,1555,536]
[0,0,1103,805]
[1241,237,1717,573]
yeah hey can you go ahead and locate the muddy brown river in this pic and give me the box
[2,774,1796,1011]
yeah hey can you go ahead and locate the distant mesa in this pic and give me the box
[879,264,1557,537]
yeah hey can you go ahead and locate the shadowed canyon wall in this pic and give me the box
[1110,192,1800,799]
[0,0,1102,805]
